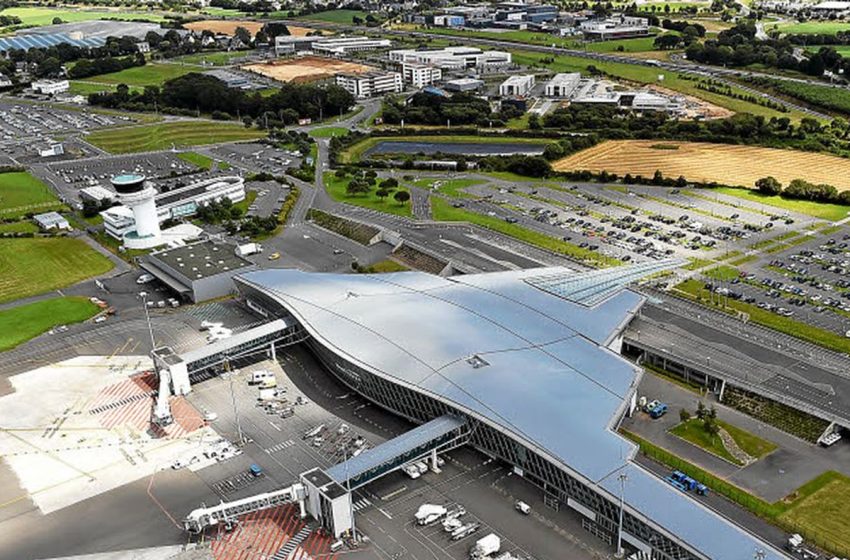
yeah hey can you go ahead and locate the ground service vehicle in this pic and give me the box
[415,504,447,526]
[250,370,275,384]
[515,501,530,514]
[452,522,480,541]
[649,403,668,418]
[470,533,500,559]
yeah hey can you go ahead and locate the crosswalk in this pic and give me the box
[271,525,313,560]
[88,391,154,415]
[265,440,295,455]
[352,497,372,513]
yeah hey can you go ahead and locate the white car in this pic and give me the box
[94,316,107,323]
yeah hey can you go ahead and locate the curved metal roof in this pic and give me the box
[237,266,789,560]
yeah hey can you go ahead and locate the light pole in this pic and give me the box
[615,471,628,558]
[225,355,244,444]
[141,293,156,351]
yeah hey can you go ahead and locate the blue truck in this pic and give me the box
[649,403,668,419]
[669,471,709,496]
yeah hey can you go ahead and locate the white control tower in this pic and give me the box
[111,174,162,249]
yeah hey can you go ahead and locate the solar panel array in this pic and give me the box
[524,258,684,307]
[0,33,105,52]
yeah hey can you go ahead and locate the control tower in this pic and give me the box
[111,174,162,249]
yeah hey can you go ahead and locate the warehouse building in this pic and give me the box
[231,263,790,560]
[389,46,511,70]
[544,72,581,97]
[499,74,535,96]
[139,239,257,303]
[335,71,403,98]
[580,16,650,40]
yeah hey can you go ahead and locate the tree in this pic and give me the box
[376,188,391,200]
[52,17,64,25]
[755,176,782,196]
[393,190,411,205]
[379,177,398,190]
[696,401,706,419]
[234,26,252,46]
[528,113,541,130]
[679,408,691,422]
[346,178,370,196]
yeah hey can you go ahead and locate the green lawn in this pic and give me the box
[86,121,266,153]
[358,259,409,273]
[710,187,850,221]
[296,9,369,23]
[0,172,62,218]
[84,63,198,87]
[341,135,554,163]
[412,178,483,198]
[233,190,258,214]
[431,197,620,267]
[0,7,166,30]
[511,50,808,121]
[0,297,99,352]
[675,278,850,354]
[0,238,113,303]
[720,419,778,459]
[775,21,850,34]
[172,51,251,66]
[704,265,740,281]
[68,81,138,96]
[309,127,349,138]
[585,36,661,53]
[177,151,215,170]
[670,419,742,464]
[324,172,412,217]
[779,474,850,556]
[0,221,39,234]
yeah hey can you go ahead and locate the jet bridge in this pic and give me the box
[183,482,306,533]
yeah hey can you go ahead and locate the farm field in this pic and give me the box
[0,7,166,29]
[86,121,266,153]
[0,171,63,219]
[554,140,850,190]
[183,20,263,36]
[83,63,197,87]
[243,56,373,83]
[0,297,99,352]
[295,9,368,23]
[0,238,113,303]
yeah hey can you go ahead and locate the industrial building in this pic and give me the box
[544,72,581,97]
[32,211,70,231]
[0,20,164,53]
[580,16,650,40]
[139,239,257,303]
[101,175,246,243]
[216,263,790,559]
[273,35,391,57]
[335,71,403,98]
[203,69,255,90]
[31,80,69,95]
[388,46,511,70]
[401,62,443,88]
[499,74,535,97]
[444,77,485,92]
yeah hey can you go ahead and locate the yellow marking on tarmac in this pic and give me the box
[110,337,134,359]
[0,429,96,480]
[0,493,30,509]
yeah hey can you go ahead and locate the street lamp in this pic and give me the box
[615,471,628,558]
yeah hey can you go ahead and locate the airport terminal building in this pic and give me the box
[232,265,789,560]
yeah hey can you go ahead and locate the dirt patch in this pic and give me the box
[286,25,329,37]
[184,20,263,36]
[242,55,375,83]
[647,83,734,119]
[554,139,850,190]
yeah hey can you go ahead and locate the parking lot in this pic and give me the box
[207,142,303,176]
[182,345,609,560]
[0,102,123,142]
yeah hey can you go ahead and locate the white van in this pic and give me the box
[250,370,275,385]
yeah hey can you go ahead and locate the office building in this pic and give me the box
[402,63,442,88]
[499,74,535,96]
[544,72,581,97]
[389,46,511,70]
[335,71,403,98]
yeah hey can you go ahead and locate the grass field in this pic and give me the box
[84,63,197,87]
[585,36,661,53]
[177,151,215,170]
[0,297,99,352]
[309,127,349,138]
[0,172,62,218]
[670,419,742,464]
[774,21,850,34]
[68,81,143,96]
[511,50,807,120]
[86,121,266,153]
[172,51,252,67]
[296,9,369,23]
[341,135,554,163]
[0,7,166,29]
[746,77,850,118]
[431,197,619,267]
[554,140,850,190]
[0,221,39,234]
[779,473,850,555]
[721,419,778,459]
[323,173,412,217]
[0,238,113,303]
[710,187,850,221]
[357,259,409,273]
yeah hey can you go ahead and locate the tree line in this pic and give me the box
[88,72,355,122]
[755,176,850,204]
[381,91,523,127]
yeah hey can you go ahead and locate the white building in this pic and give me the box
[402,63,442,88]
[499,74,535,97]
[544,72,581,98]
[36,142,64,158]
[31,79,69,95]
[389,46,511,70]
[33,211,70,230]
[312,36,392,56]
[336,71,403,98]
[628,92,678,112]
[101,175,246,244]
[0,75,12,88]
[580,16,650,40]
